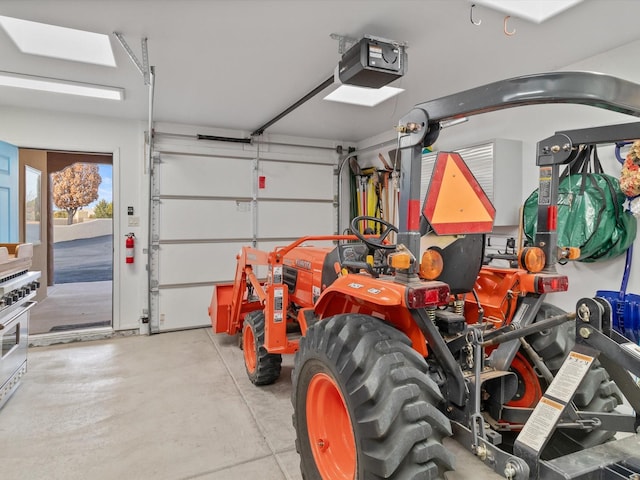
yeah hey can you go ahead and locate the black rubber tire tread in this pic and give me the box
[525,302,623,459]
[243,311,282,386]
[292,313,454,479]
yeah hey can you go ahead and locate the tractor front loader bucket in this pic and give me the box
[208,284,233,334]
[208,283,262,335]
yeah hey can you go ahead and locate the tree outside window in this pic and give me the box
[52,164,102,225]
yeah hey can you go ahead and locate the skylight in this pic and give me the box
[324,85,404,107]
[0,15,116,66]
[471,0,584,24]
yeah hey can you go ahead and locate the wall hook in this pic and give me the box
[504,15,516,36]
[470,4,482,25]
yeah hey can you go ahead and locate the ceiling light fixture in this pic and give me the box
[0,72,124,100]
[324,84,404,107]
[0,15,116,66]
[470,0,584,24]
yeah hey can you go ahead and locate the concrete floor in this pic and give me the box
[0,328,503,480]
[30,281,112,334]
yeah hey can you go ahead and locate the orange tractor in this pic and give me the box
[209,72,640,479]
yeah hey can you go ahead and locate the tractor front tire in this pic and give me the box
[242,311,282,385]
[292,313,454,479]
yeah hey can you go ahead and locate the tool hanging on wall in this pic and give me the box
[349,157,362,233]
[349,152,400,237]
[377,153,392,234]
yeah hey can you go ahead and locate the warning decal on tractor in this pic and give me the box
[422,152,496,235]
[538,166,553,206]
[515,348,596,454]
[516,397,564,452]
[545,351,594,403]
[273,287,284,323]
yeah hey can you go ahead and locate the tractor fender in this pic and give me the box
[316,274,406,310]
[314,275,428,357]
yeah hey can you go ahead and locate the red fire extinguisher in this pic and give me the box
[125,233,135,264]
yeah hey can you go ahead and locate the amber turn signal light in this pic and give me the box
[388,251,412,270]
[518,247,545,273]
[558,246,580,260]
[420,249,444,280]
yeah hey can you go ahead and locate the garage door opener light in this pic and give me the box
[324,84,404,107]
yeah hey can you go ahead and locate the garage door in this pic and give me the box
[150,132,338,332]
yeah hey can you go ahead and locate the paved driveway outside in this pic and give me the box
[54,234,113,283]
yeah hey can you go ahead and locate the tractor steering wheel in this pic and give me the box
[351,216,398,251]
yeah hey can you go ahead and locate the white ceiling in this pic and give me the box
[1,0,639,143]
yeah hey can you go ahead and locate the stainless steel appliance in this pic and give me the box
[0,245,40,410]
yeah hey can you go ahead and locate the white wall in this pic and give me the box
[0,106,147,330]
[357,39,640,312]
[54,218,113,242]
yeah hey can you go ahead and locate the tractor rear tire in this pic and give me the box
[242,311,282,386]
[525,303,623,459]
[292,313,454,479]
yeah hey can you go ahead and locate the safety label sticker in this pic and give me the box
[538,166,553,206]
[516,397,564,452]
[515,349,595,453]
[369,45,382,58]
[545,351,594,403]
[273,266,283,284]
[273,288,284,316]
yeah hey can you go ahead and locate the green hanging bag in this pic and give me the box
[523,145,637,262]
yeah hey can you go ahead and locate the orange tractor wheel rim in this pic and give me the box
[508,353,543,408]
[306,372,356,479]
[243,324,256,373]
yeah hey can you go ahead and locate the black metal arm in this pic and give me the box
[396,71,640,273]
[417,71,640,124]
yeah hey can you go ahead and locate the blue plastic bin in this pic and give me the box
[595,290,640,345]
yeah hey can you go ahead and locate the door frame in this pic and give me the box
[18,146,122,341]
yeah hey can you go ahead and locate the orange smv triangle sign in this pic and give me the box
[422,152,495,235]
